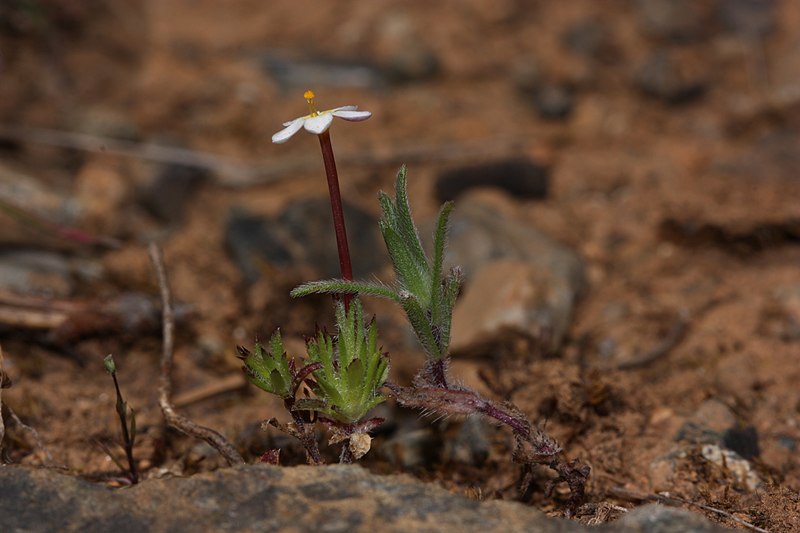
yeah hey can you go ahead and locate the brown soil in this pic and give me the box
[1,1,798,531]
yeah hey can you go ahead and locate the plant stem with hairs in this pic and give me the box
[292,166,590,516]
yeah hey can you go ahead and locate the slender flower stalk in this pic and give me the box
[317,127,353,307]
[272,90,372,308]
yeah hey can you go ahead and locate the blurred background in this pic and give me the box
[0,1,798,527]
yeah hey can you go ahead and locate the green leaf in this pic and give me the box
[346,359,364,394]
[382,225,431,306]
[290,279,401,302]
[400,292,441,359]
[392,166,429,274]
[437,268,462,355]
[430,201,454,333]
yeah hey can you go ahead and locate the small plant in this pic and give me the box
[239,91,384,463]
[243,91,588,515]
[103,354,138,484]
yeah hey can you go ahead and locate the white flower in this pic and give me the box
[272,90,371,144]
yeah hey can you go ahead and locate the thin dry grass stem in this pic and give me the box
[609,486,771,533]
[148,243,244,466]
[0,123,524,188]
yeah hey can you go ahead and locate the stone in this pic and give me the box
[224,207,293,285]
[0,464,738,532]
[719,0,776,39]
[225,198,386,285]
[675,399,737,445]
[139,161,209,224]
[636,0,716,42]
[562,20,614,61]
[276,197,386,279]
[384,43,440,84]
[0,162,77,248]
[442,195,585,354]
[260,54,386,91]
[444,416,491,465]
[434,158,549,203]
[634,48,708,104]
[534,84,574,120]
[450,260,561,355]
[0,251,76,296]
[649,449,687,492]
[721,426,760,460]
[701,444,762,491]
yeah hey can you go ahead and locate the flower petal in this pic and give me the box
[329,105,358,113]
[303,113,334,134]
[272,118,305,144]
[332,109,372,122]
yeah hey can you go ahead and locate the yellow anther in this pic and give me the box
[304,90,318,116]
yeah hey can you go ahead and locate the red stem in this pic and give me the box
[317,130,353,308]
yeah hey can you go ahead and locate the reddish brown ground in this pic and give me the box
[1,1,798,531]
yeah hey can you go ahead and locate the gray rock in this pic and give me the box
[719,0,776,39]
[139,161,209,224]
[225,198,386,284]
[384,44,440,84]
[635,49,707,103]
[700,444,762,491]
[534,84,574,120]
[562,20,614,61]
[675,398,737,445]
[0,251,81,296]
[434,158,549,203]
[636,0,716,42]
[259,54,386,91]
[0,464,737,532]
[442,195,585,354]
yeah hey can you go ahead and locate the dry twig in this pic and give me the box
[609,486,771,533]
[148,243,244,466]
[0,124,524,188]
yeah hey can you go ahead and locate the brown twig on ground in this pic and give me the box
[617,296,733,371]
[0,123,524,188]
[609,486,771,533]
[148,243,244,466]
[617,310,690,370]
[0,195,121,249]
[0,290,192,345]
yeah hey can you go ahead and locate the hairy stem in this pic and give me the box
[284,397,323,465]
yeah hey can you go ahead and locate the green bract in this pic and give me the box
[241,332,294,399]
[291,166,462,360]
[297,299,388,424]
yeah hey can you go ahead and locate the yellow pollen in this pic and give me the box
[304,90,318,116]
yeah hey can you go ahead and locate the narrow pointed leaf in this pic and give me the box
[291,279,401,301]
[392,166,429,274]
[430,201,454,331]
[400,293,441,359]
[382,226,431,306]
